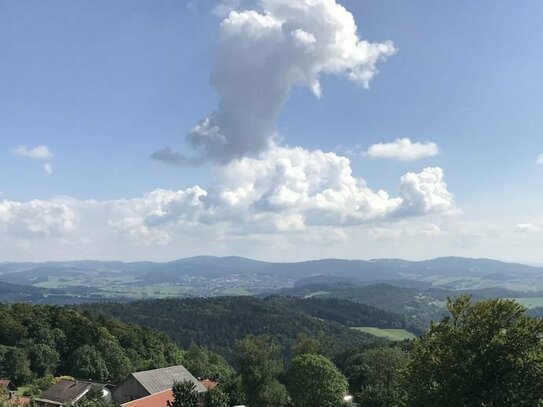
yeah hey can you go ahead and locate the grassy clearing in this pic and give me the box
[222,287,251,296]
[352,327,417,341]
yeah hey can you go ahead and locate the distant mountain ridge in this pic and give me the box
[1,256,543,297]
[2,255,542,279]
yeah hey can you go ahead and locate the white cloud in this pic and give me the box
[538,154,543,165]
[0,146,454,252]
[364,138,439,161]
[158,0,395,163]
[515,223,542,234]
[10,145,54,160]
[11,145,55,174]
[0,199,74,239]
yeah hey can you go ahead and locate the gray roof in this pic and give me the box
[35,379,92,405]
[132,365,207,394]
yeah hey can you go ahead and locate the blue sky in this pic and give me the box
[1,0,543,262]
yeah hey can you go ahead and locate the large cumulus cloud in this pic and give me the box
[154,0,395,164]
[0,199,74,238]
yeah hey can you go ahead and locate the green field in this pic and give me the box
[510,297,543,309]
[222,287,251,296]
[352,327,417,341]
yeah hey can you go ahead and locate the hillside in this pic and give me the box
[79,296,403,361]
[0,303,183,384]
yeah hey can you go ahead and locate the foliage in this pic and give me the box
[404,296,543,406]
[0,393,25,407]
[205,387,230,407]
[287,353,348,407]
[183,344,234,382]
[81,296,388,362]
[23,375,58,397]
[293,333,340,358]
[221,375,246,406]
[0,347,33,385]
[71,345,109,381]
[348,347,407,407]
[72,399,118,407]
[236,335,288,407]
[167,380,199,407]
[0,303,183,384]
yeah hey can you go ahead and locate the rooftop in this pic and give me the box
[120,389,173,407]
[35,379,92,405]
[132,365,207,394]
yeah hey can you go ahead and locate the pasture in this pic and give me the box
[352,327,417,341]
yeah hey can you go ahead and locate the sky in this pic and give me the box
[1,0,543,262]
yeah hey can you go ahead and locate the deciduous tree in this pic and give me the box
[287,353,348,407]
[404,296,543,406]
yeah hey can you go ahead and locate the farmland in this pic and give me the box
[352,327,417,341]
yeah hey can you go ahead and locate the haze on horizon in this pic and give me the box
[1,0,543,263]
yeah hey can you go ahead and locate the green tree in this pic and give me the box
[222,375,246,406]
[28,344,60,377]
[205,387,230,407]
[97,338,132,383]
[235,335,288,407]
[183,344,234,382]
[167,380,199,407]
[404,296,543,407]
[287,353,348,407]
[71,345,109,381]
[293,333,323,357]
[25,375,58,397]
[3,347,33,385]
[350,347,407,407]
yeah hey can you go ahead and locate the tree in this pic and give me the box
[2,347,33,385]
[350,347,407,407]
[183,344,234,382]
[404,296,543,406]
[205,387,230,407]
[71,345,109,381]
[235,335,288,407]
[97,338,132,383]
[167,380,199,407]
[28,344,60,377]
[287,353,348,407]
[221,375,246,406]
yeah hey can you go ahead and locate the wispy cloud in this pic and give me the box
[43,163,53,176]
[10,144,55,174]
[150,147,204,166]
[364,138,439,161]
[538,154,543,165]
[11,145,54,159]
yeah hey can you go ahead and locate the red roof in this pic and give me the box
[120,389,173,407]
[199,379,218,390]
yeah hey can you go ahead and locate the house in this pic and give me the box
[112,365,207,405]
[0,380,29,405]
[34,379,112,407]
[0,380,16,392]
[120,389,173,407]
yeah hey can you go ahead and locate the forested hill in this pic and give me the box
[79,296,408,361]
[0,303,183,385]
